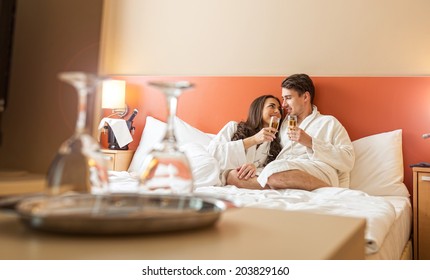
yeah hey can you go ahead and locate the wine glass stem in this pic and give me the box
[165,95,178,142]
[75,88,87,134]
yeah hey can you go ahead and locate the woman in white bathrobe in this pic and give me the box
[227,74,355,191]
[207,95,283,184]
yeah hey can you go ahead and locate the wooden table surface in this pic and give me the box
[0,206,365,260]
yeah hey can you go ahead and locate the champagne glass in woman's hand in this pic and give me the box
[266,116,280,156]
[287,115,298,154]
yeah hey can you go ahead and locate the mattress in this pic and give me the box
[365,196,412,260]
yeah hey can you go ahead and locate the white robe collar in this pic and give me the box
[299,105,320,131]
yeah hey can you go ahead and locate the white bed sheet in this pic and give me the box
[365,196,412,260]
[106,171,410,258]
[194,185,399,255]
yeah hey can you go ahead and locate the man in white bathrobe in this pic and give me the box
[227,74,355,191]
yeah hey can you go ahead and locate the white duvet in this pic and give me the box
[195,185,396,255]
[107,171,397,255]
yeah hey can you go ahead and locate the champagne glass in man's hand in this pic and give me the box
[287,115,297,154]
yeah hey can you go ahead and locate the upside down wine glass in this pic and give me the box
[46,72,109,195]
[139,81,195,194]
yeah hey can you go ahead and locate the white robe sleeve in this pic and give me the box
[307,116,355,173]
[207,121,247,172]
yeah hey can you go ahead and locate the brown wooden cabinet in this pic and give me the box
[413,167,430,259]
[101,149,135,171]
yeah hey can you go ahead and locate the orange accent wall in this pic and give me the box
[105,76,430,194]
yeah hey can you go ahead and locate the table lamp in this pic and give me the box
[102,79,128,118]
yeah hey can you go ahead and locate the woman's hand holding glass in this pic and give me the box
[253,126,277,144]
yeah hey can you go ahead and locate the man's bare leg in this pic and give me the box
[227,169,329,191]
[267,170,329,191]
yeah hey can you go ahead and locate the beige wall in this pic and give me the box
[99,0,430,76]
[0,0,103,174]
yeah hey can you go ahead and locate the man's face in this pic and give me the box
[281,88,305,116]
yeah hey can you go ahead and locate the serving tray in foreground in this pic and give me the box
[16,193,231,235]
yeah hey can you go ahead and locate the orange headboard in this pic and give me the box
[103,76,430,194]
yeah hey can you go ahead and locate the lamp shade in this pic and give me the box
[102,79,126,109]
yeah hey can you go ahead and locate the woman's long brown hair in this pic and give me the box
[231,95,282,165]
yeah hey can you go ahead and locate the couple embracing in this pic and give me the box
[207,74,355,191]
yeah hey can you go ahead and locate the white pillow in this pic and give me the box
[349,129,410,197]
[174,116,213,147]
[127,116,166,173]
[181,142,221,187]
[127,116,220,187]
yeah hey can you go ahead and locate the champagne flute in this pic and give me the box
[266,116,280,156]
[287,115,298,155]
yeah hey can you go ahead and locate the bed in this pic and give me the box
[107,115,412,260]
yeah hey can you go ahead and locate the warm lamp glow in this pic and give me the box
[102,79,126,109]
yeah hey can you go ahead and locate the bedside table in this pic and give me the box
[101,149,135,171]
[413,167,430,259]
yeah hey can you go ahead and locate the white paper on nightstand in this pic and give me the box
[98,118,133,148]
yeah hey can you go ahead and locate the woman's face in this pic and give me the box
[262,97,282,127]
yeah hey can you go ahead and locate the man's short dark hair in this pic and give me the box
[281,74,315,104]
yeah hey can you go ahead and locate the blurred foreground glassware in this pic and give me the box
[139,81,194,194]
[46,72,109,195]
